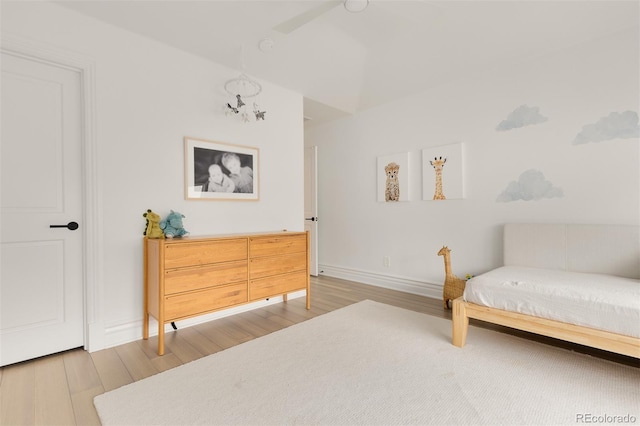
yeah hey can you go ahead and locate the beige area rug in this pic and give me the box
[94,300,639,425]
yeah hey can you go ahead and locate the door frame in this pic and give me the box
[1,34,103,352]
[304,145,318,276]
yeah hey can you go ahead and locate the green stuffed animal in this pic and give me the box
[143,209,164,239]
[160,210,189,238]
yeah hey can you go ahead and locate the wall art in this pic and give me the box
[573,110,639,144]
[185,137,259,201]
[496,169,563,202]
[496,104,548,131]
[377,152,410,202]
[422,143,464,201]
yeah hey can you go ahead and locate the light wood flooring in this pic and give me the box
[1,275,637,425]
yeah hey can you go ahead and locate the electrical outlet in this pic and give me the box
[383,256,391,267]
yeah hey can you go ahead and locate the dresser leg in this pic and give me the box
[158,322,165,356]
[143,313,149,340]
[283,293,288,302]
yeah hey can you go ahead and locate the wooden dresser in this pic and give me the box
[143,231,310,355]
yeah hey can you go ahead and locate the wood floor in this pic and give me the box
[0,275,637,425]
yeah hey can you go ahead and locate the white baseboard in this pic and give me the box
[318,264,442,300]
[99,291,306,351]
[98,267,441,352]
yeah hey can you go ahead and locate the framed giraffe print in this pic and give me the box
[422,143,464,201]
[377,152,410,202]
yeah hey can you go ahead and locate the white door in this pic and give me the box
[304,146,318,276]
[0,52,85,366]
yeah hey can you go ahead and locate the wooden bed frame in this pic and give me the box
[452,297,640,358]
[451,223,640,359]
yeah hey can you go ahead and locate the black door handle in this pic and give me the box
[50,221,79,230]
[305,217,318,222]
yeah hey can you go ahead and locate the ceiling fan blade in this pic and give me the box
[273,1,342,34]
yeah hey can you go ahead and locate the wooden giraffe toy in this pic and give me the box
[430,156,447,200]
[438,246,467,309]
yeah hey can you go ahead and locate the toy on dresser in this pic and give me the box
[160,210,189,238]
[143,209,164,239]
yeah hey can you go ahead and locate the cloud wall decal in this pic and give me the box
[573,111,640,144]
[496,105,548,131]
[497,169,563,202]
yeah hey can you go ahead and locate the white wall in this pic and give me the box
[2,2,304,349]
[306,27,639,296]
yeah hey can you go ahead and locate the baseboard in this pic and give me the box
[99,291,306,351]
[318,264,442,300]
[99,267,441,351]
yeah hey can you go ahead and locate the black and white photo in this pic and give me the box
[185,137,259,201]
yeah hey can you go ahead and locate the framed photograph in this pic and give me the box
[377,152,410,202]
[422,143,464,201]
[185,137,259,201]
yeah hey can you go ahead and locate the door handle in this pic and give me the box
[305,217,318,222]
[50,221,79,230]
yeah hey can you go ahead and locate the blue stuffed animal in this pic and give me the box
[160,210,189,238]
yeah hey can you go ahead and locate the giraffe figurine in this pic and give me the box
[430,156,447,200]
[438,246,467,309]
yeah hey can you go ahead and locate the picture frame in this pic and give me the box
[377,152,410,202]
[422,143,464,201]
[185,137,259,201]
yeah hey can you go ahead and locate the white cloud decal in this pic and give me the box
[496,105,548,131]
[497,169,563,202]
[573,111,639,144]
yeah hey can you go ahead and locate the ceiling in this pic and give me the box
[55,0,638,127]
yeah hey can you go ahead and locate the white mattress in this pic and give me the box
[463,266,640,338]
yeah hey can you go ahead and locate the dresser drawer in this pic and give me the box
[249,270,307,301]
[164,261,247,295]
[164,283,247,320]
[164,239,247,269]
[249,234,306,258]
[249,252,306,280]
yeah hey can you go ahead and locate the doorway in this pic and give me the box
[304,146,318,276]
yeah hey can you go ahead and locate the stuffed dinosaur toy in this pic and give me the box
[160,210,189,238]
[143,209,164,239]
